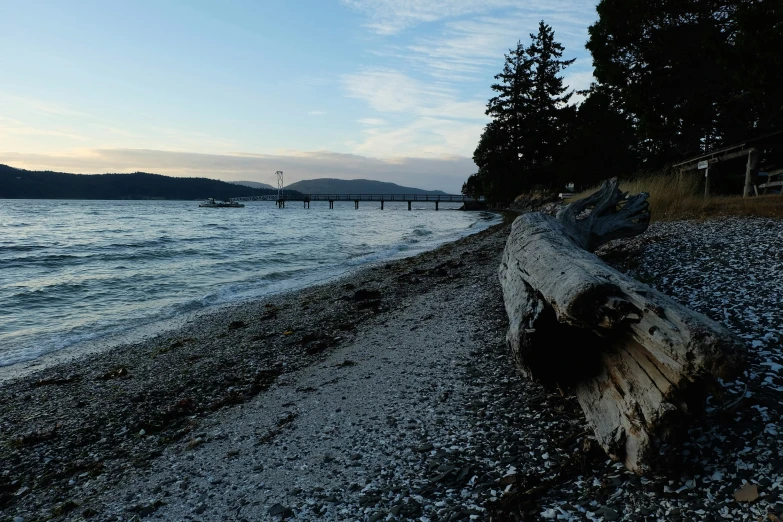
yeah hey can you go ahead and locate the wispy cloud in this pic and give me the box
[341,0,518,34]
[342,69,487,156]
[340,1,598,158]
[0,148,476,193]
[0,118,89,141]
[4,94,90,118]
[308,110,326,116]
[357,118,388,126]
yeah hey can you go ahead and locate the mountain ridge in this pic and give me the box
[232,180,276,191]
[284,178,447,195]
[0,164,291,200]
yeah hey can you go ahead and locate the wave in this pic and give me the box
[0,244,48,253]
[0,204,503,367]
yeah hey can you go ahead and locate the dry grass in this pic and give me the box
[570,173,783,222]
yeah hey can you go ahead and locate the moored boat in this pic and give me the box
[199,198,245,208]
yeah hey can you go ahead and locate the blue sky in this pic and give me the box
[0,0,598,192]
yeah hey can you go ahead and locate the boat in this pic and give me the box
[199,198,245,208]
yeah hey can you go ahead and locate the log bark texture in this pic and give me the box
[499,179,745,473]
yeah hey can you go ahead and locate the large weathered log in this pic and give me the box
[499,180,745,473]
[556,177,651,252]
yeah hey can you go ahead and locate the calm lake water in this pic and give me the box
[0,199,499,366]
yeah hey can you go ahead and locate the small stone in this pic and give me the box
[194,504,207,514]
[369,512,385,522]
[268,503,292,516]
[13,517,24,522]
[595,507,619,521]
[349,453,362,460]
[734,483,759,502]
[139,429,146,436]
[416,443,434,453]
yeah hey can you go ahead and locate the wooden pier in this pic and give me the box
[229,193,479,210]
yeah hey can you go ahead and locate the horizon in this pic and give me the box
[0,1,597,194]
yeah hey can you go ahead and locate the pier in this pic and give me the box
[229,193,478,210]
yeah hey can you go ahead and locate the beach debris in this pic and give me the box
[353,288,381,301]
[152,337,193,357]
[185,437,203,450]
[356,299,382,311]
[267,503,294,518]
[228,320,246,330]
[499,178,745,473]
[33,375,78,387]
[99,367,128,380]
[283,330,293,335]
[734,483,759,502]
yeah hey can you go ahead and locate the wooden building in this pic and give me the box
[672,131,783,197]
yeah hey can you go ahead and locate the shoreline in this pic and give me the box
[1,219,522,520]
[2,216,780,521]
[0,211,501,383]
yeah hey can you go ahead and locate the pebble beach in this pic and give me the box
[1,216,782,521]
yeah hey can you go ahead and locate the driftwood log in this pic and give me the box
[499,178,745,474]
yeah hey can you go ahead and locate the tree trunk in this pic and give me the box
[499,179,745,473]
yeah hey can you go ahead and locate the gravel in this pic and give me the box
[1,216,781,522]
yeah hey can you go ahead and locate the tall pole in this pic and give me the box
[704,165,710,198]
[743,150,759,198]
[276,171,284,206]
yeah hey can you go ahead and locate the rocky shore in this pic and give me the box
[1,216,781,522]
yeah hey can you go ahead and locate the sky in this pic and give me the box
[0,0,598,193]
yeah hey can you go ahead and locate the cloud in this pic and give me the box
[341,0,518,34]
[342,69,487,156]
[0,118,89,141]
[357,118,388,126]
[3,94,90,118]
[340,2,598,157]
[0,148,476,193]
[308,110,326,116]
[562,71,596,104]
[406,7,595,81]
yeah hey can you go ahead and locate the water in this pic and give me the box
[0,199,499,367]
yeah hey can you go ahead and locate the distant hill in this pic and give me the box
[0,164,299,200]
[232,180,275,190]
[285,178,448,195]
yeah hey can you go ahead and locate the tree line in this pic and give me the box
[0,165,291,200]
[463,0,783,203]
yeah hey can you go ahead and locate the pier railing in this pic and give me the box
[230,194,478,203]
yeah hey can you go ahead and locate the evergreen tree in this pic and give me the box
[471,120,516,202]
[587,0,783,166]
[555,84,639,189]
[472,21,575,202]
[524,21,576,171]
[485,40,532,176]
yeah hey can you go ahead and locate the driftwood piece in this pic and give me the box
[499,179,745,473]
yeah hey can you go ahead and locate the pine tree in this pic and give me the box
[587,0,783,165]
[524,21,575,170]
[485,40,533,175]
[473,21,575,201]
